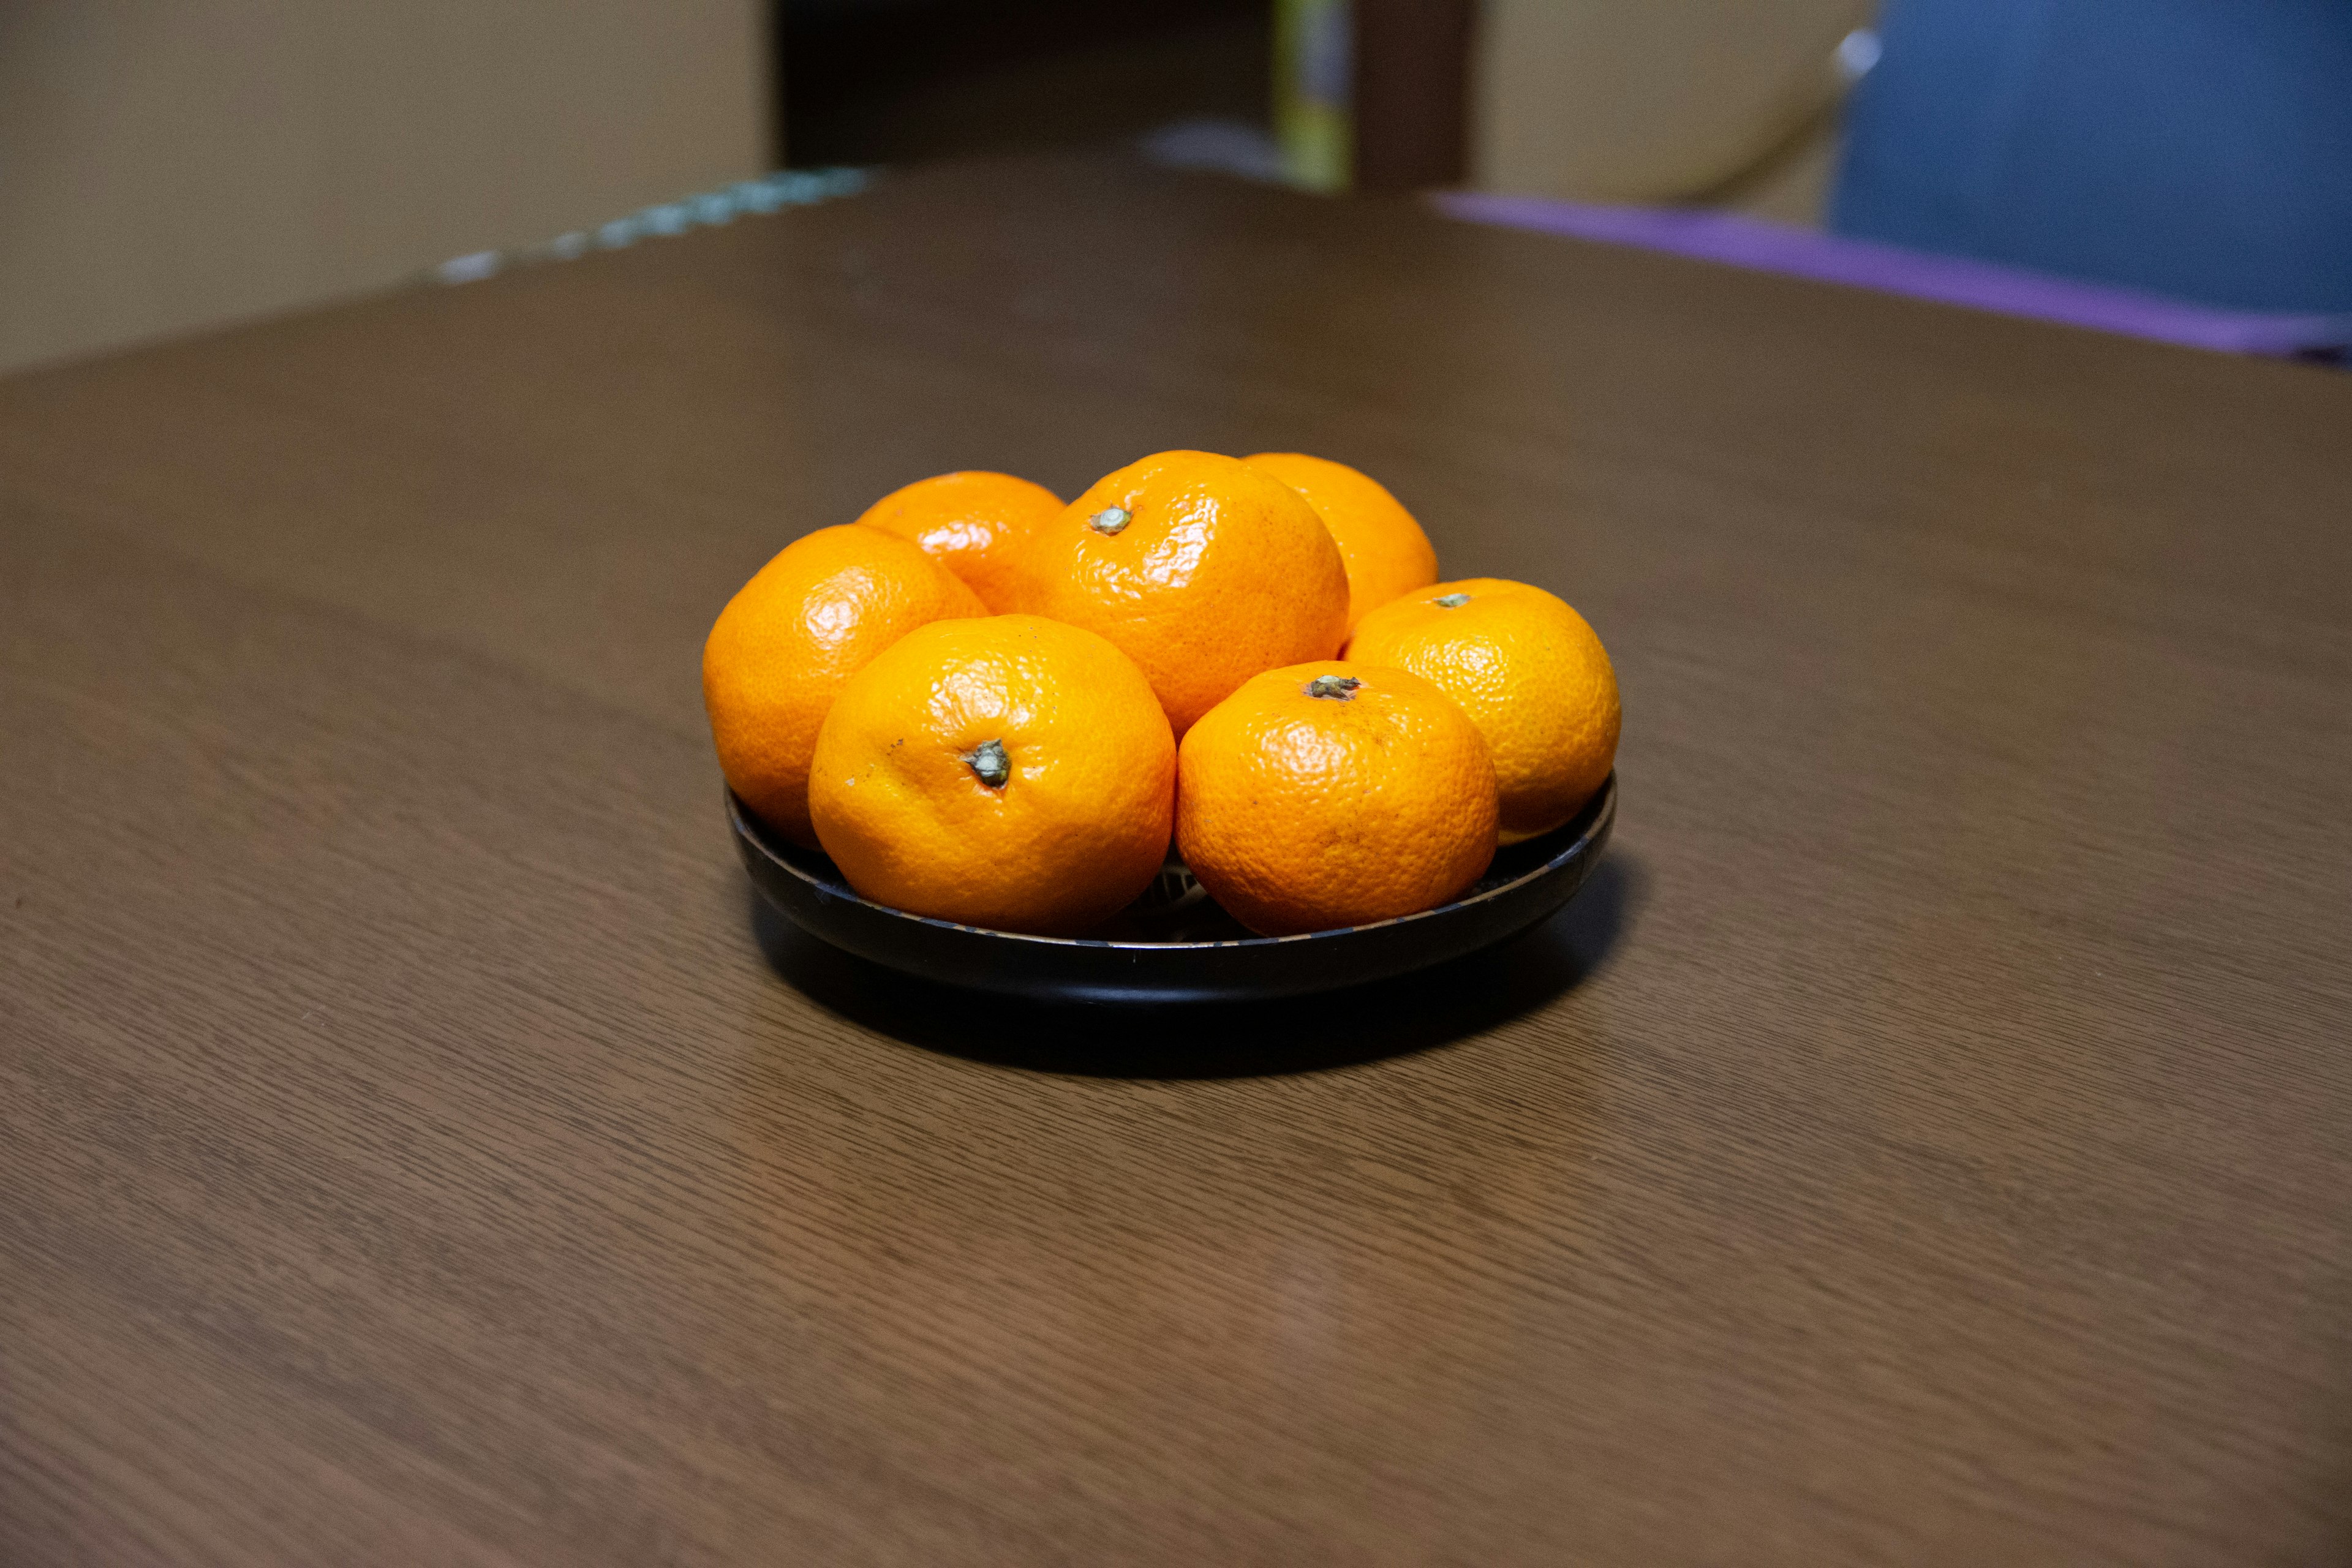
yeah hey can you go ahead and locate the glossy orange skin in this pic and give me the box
[853,470,1064,612]
[1175,661,1498,937]
[1005,450,1351,736]
[809,616,1175,935]
[702,525,986,846]
[1345,578,1619,844]
[1243,452,1439,630]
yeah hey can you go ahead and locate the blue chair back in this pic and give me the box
[1831,0,2352,313]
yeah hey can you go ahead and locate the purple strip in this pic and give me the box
[1433,190,2352,358]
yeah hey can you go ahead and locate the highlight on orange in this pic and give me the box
[1346,578,1618,843]
[853,469,1063,612]
[1243,451,1438,629]
[1004,450,1349,735]
[1175,660,1497,935]
[809,614,1175,935]
[702,524,984,846]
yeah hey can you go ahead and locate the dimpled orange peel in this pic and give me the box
[1344,578,1619,843]
[852,469,1064,611]
[1242,451,1439,629]
[701,524,985,846]
[1175,660,1498,936]
[808,615,1176,935]
[1005,450,1350,735]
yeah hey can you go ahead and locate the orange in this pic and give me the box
[852,469,1064,611]
[702,524,985,846]
[1004,450,1349,736]
[809,616,1175,935]
[1243,452,1438,629]
[1344,578,1619,844]
[1175,661,1498,937]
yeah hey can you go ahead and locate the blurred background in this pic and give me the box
[4,0,2346,374]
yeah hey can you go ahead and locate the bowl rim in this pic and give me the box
[730,772,1615,952]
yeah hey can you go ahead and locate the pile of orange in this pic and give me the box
[703,451,1619,937]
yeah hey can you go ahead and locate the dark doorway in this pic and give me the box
[778,0,1274,168]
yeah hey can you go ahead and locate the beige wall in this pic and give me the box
[1472,0,1873,224]
[0,1,769,373]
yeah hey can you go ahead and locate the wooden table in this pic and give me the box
[5,154,2348,1566]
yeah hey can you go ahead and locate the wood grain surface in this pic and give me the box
[4,153,2350,1566]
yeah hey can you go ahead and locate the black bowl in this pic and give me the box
[731,774,1615,1004]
